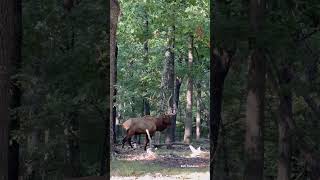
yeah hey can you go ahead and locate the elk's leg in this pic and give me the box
[122,136,128,148]
[144,134,150,151]
[128,137,134,148]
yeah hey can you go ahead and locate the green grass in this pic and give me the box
[111,160,209,177]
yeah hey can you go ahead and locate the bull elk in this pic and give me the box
[121,112,176,151]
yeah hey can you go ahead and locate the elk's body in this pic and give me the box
[122,114,174,150]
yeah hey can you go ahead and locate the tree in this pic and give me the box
[161,25,175,147]
[184,35,194,144]
[196,82,201,141]
[277,63,292,180]
[243,0,266,179]
[110,0,120,152]
[0,0,14,179]
[102,0,120,176]
[9,0,22,179]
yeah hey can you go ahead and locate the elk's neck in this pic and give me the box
[155,118,166,131]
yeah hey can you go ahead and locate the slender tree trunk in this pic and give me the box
[196,82,201,141]
[142,9,150,145]
[65,112,81,177]
[184,35,194,144]
[9,0,22,179]
[144,99,150,115]
[277,64,292,180]
[143,9,149,64]
[100,0,120,176]
[110,0,120,150]
[172,77,182,142]
[0,0,14,179]
[161,25,175,147]
[27,129,40,179]
[112,45,118,144]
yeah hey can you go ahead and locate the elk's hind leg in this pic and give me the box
[122,136,128,148]
[144,134,150,151]
[128,137,134,148]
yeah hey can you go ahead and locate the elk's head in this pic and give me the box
[161,94,176,126]
[162,111,176,126]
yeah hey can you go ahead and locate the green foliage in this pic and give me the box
[211,0,320,178]
[117,0,210,132]
[15,0,107,176]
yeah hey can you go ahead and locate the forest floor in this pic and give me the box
[110,140,210,179]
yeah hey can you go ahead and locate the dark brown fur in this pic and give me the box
[122,114,174,150]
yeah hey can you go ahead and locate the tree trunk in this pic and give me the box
[196,82,201,141]
[63,12,81,178]
[144,99,150,115]
[210,0,235,176]
[161,25,175,147]
[143,9,149,64]
[100,0,120,176]
[172,77,182,142]
[244,50,266,180]
[184,35,194,144]
[9,0,22,179]
[210,51,229,177]
[221,124,230,180]
[244,51,266,180]
[0,0,14,178]
[27,129,40,179]
[112,45,118,144]
[110,0,120,149]
[142,9,150,145]
[65,112,81,177]
[243,0,266,178]
[277,64,292,180]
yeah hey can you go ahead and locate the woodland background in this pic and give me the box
[0,0,320,179]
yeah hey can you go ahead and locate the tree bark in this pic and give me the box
[184,35,194,144]
[0,0,14,178]
[172,77,182,142]
[268,58,320,180]
[244,50,266,180]
[196,82,201,141]
[65,112,81,177]
[112,45,118,144]
[221,124,230,179]
[143,9,149,64]
[276,64,292,180]
[161,25,175,147]
[143,8,150,116]
[110,0,120,149]
[9,0,22,179]
[62,11,81,178]
[210,0,235,176]
[243,0,266,178]
[100,0,120,176]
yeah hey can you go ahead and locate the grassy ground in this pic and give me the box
[111,159,209,177]
[111,141,209,178]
